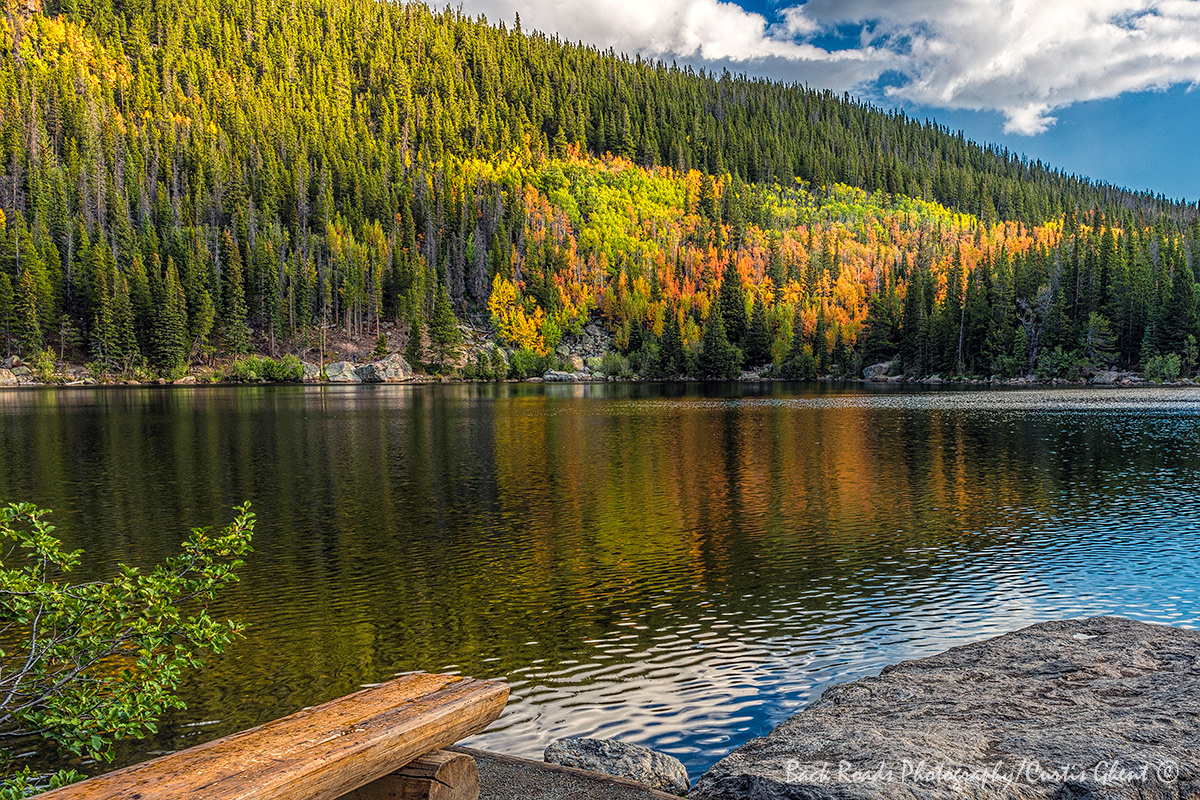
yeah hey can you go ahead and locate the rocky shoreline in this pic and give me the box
[690,616,1199,800]
[0,327,1190,389]
[536,617,1198,800]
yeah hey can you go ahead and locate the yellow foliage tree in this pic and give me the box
[488,275,547,354]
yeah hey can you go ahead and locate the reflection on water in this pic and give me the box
[0,383,1198,775]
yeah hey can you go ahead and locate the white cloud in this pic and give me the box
[464,0,888,79]
[462,0,1200,135]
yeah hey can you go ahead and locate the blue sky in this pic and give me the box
[462,0,1200,202]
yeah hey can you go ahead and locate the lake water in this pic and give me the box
[0,383,1197,778]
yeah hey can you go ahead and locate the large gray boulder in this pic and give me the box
[301,361,322,382]
[0,368,15,386]
[1090,370,1119,385]
[324,361,361,382]
[545,738,689,796]
[356,354,410,383]
[691,617,1199,800]
[863,361,891,381]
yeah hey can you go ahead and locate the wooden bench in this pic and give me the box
[40,673,509,800]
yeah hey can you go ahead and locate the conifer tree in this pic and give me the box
[745,298,772,366]
[152,262,190,374]
[0,273,12,356]
[219,231,251,354]
[13,269,43,357]
[653,314,685,378]
[699,303,739,379]
[429,282,461,370]
[405,314,425,373]
[717,257,748,349]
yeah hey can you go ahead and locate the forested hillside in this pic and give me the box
[1,0,1198,380]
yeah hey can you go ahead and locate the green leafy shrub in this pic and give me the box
[1035,346,1084,381]
[0,502,254,795]
[1143,353,1181,383]
[508,348,546,379]
[598,352,632,378]
[261,354,304,382]
[780,349,817,380]
[225,355,303,382]
[29,349,57,382]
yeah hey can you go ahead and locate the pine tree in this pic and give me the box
[717,257,748,349]
[13,268,43,357]
[113,275,139,372]
[152,261,190,374]
[745,298,772,366]
[0,273,12,356]
[429,281,461,370]
[219,231,251,354]
[653,314,685,378]
[405,314,425,373]
[699,303,739,379]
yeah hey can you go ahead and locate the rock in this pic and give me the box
[0,368,15,386]
[542,370,575,382]
[154,377,168,385]
[691,617,1200,800]
[324,361,361,382]
[173,375,196,385]
[3,355,22,369]
[10,366,30,377]
[356,354,411,383]
[1090,370,1119,385]
[301,361,322,382]
[544,738,689,796]
[886,374,904,383]
[566,354,585,372]
[555,344,571,358]
[863,361,891,380]
[585,323,603,338]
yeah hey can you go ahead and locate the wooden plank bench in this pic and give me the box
[39,673,509,800]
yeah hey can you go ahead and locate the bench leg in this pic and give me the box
[341,750,480,800]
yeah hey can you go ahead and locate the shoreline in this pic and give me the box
[0,372,1188,390]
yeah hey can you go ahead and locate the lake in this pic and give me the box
[0,382,1197,777]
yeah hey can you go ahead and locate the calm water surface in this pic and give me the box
[0,382,1197,777]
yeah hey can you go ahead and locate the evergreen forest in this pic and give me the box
[2,0,1199,380]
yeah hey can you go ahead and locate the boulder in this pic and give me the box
[566,354,585,372]
[863,361,891,380]
[301,361,322,382]
[542,370,576,382]
[10,366,30,377]
[555,343,571,358]
[691,617,1200,800]
[173,375,196,385]
[0,368,15,386]
[544,738,689,796]
[324,361,361,383]
[585,323,603,338]
[2,355,21,369]
[1090,370,1119,385]
[356,355,410,383]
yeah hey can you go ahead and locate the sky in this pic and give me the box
[457,0,1200,202]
